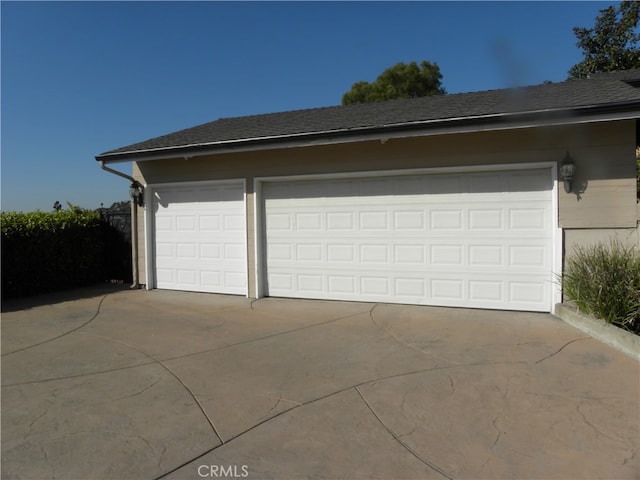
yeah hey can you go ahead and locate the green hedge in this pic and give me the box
[561,239,640,334]
[1,208,108,298]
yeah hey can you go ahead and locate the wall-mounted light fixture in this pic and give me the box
[559,153,576,193]
[129,181,144,207]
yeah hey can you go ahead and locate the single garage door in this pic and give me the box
[153,182,247,295]
[263,168,554,312]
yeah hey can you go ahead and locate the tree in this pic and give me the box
[342,61,445,105]
[569,1,640,79]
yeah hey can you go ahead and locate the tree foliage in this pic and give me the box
[569,1,640,79]
[342,61,445,105]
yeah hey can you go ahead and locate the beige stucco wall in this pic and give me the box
[132,119,638,295]
[564,228,639,253]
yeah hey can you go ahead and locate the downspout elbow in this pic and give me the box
[100,159,136,183]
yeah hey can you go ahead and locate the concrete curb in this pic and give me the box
[554,303,640,362]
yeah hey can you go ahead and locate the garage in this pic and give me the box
[262,167,556,312]
[98,70,640,314]
[151,181,247,295]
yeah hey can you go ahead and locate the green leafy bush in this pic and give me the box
[1,207,107,298]
[561,239,640,334]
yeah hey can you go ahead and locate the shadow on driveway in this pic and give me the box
[2,288,638,480]
[1,283,131,313]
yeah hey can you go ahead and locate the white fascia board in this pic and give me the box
[98,108,640,165]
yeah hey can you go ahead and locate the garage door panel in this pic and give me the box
[200,270,221,287]
[297,244,321,261]
[395,244,425,264]
[360,276,390,295]
[360,211,389,230]
[327,212,355,230]
[362,244,390,263]
[155,216,173,231]
[468,245,503,267]
[297,212,322,230]
[328,275,356,295]
[509,245,547,267]
[199,215,220,230]
[263,169,554,311]
[153,183,247,295]
[223,214,245,231]
[266,238,551,272]
[177,270,197,285]
[156,268,173,284]
[298,274,323,291]
[326,244,354,262]
[469,280,504,302]
[395,277,426,297]
[224,243,247,260]
[510,281,548,305]
[430,244,463,266]
[200,243,220,259]
[265,269,552,311]
[468,209,504,230]
[225,271,248,288]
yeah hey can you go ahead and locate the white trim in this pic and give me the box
[144,184,153,291]
[144,178,249,297]
[255,162,559,312]
[551,165,563,313]
[145,178,246,189]
[99,111,640,164]
[256,161,555,183]
[241,178,249,298]
[253,178,265,299]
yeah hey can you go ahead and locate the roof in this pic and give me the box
[97,69,640,162]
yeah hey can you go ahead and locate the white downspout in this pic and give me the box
[99,160,143,289]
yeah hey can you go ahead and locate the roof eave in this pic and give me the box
[96,101,640,164]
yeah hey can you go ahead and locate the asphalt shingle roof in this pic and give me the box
[97,69,640,161]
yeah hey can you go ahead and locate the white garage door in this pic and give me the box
[153,182,247,295]
[263,168,554,311]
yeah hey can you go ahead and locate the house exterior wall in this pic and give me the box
[564,227,639,253]
[132,120,638,296]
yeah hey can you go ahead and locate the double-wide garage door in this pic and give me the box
[263,169,554,311]
[153,182,247,295]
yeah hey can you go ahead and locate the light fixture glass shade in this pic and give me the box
[559,161,576,180]
[129,183,144,206]
[559,154,576,193]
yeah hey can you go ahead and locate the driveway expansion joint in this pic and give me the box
[354,385,455,480]
[1,358,160,388]
[154,362,514,479]
[368,303,461,366]
[2,308,371,387]
[1,293,111,357]
[77,332,225,445]
[534,336,591,364]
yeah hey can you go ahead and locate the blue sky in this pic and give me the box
[2,1,614,212]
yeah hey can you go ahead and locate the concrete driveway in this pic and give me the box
[2,286,638,480]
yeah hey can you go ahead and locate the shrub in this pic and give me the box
[636,148,640,201]
[1,207,106,298]
[561,239,640,334]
